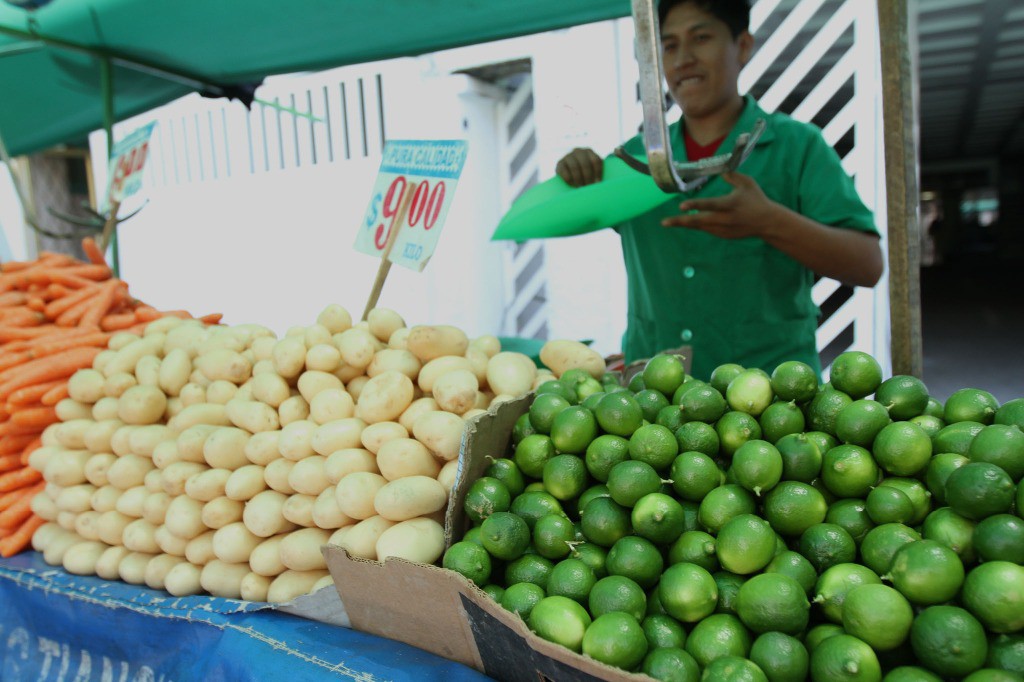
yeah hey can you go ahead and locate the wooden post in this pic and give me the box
[98,200,122,252]
[877,0,923,378]
[362,181,418,321]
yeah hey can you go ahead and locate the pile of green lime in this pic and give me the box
[442,353,1024,680]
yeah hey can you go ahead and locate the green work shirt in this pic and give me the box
[615,95,878,380]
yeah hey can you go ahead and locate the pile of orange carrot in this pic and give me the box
[0,237,221,557]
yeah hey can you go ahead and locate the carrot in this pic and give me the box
[7,379,64,405]
[0,455,20,474]
[0,466,41,493]
[0,346,102,401]
[41,383,69,407]
[0,421,43,438]
[0,514,45,557]
[39,252,77,267]
[0,433,38,456]
[79,279,121,328]
[56,295,99,327]
[0,483,39,527]
[0,309,45,327]
[0,326,59,342]
[100,312,138,331]
[81,237,106,266]
[0,292,27,307]
[0,487,22,512]
[29,331,109,359]
[0,351,32,373]
[61,264,113,281]
[11,406,57,429]
[200,313,224,325]
[44,283,99,319]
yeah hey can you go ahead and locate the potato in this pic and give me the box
[123,519,161,554]
[317,304,353,334]
[412,411,465,461]
[206,380,239,405]
[252,359,275,377]
[279,528,331,571]
[376,517,444,564]
[164,562,203,597]
[169,403,231,432]
[158,348,192,397]
[104,371,138,398]
[179,383,206,407]
[161,462,209,496]
[198,331,244,355]
[272,337,307,380]
[539,339,606,379]
[305,343,342,373]
[327,525,355,547]
[287,456,329,497]
[385,326,409,350]
[278,395,310,427]
[213,522,262,563]
[134,355,161,389]
[164,495,206,540]
[244,431,281,466]
[333,362,364,383]
[338,516,395,560]
[28,445,57,474]
[309,388,355,425]
[356,371,414,424]
[243,490,297,538]
[55,419,92,450]
[486,352,536,396]
[44,449,90,487]
[200,560,250,599]
[90,485,122,514]
[110,486,145,519]
[68,369,106,404]
[279,420,316,461]
[89,396,120,421]
[405,325,469,362]
[336,328,377,370]
[226,399,280,434]
[373,476,448,522]
[56,511,77,532]
[107,455,155,490]
[433,369,479,414]
[105,336,163,377]
[144,468,163,493]
[465,348,490,385]
[185,468,231,502]
[417,356,475,393]
[129,424,175,456]
[366,349,420,381]
[144,554,186,591]
[264,458,296,494]
[469,335,501,359]
[108,425,138,457]
[166,397,184,419]
[96,510,133,546]
[203,427,251,470]
[324,448,378,484]
[360,421,408,455]
[311,418,366,456]
[297,371,343,404]
[268,569,329,603]
[225,465,267,501]
[335,472,388,520]
[142,492,172,525]
[346,376,369,402]
[202,497,245,530]
[463,408,487,420]
[377,439,441,482]
[282,494,316,527]
[71,509,98,539]
[185,530,217,565]
[163,322,208,358]
[311,487,353,529]
[84,453,117,487]
[155,525,189,556]
[240,572,272,602]
[31,492,59,522]
[250,336,277,363]
[95,545,131,580]
[118,552,156,585]
[398,397,440,432]
[152,440,184,469]
[92,349,117,373]
[366,308,405,343]
[251,372,290,408]
[196,349,252,384]
[250,535,287,577]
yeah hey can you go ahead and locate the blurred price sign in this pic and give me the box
[106,122,156,204]
[354,140,468,272]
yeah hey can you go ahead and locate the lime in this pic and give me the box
[642,614,687,650]
[659,562,718,623]
[771,361,819,403]
[443,541,492,587]
[679,384,727,423]
[776,433,824,483]
[584,434,630,483]
[529,393,572,434]
[578,484,611,511]
[866,486,915,525]
[736,573,810,635]
[974,514,1024,563]
[885,539,964,605]
[607,460,663,508]
[842,583,913,651]
[500,582,545,621]
[995,398,1024,430]
[910,605,988,677]
[800,523,856,573]
[731,440,783,496]
[875,375,930,420]
[524,482,547,493]
[482,584,504,602]
[628,372,647,392]
[698,484,757,534]
[945,462,1016,520]
[582,612,649,671]
[922,506,977,563]
[633,492,686,545]
[969,424,1024,481]
[881,667,942,682]
[644,354,687,396]
[877,477,932,525]
[909,414,945,439]
[513,412,537,445]
[760,401,807,444]
[536,379,578,403]
[685,614,751,666]
[588,575,647,621]
[533,514,576,560]
[582,391,607,411]
[528,595,592,651]
[675,421,720,458]
[485,458,526,497]
[510,491,564,530]
[829,351,883,400]
[668,531,718,571]
[643,647,700,682]
[505,553,554,588]
[636,389,672,424]
[576,377,605,402]
[596,392,645,438]
[987,633,1024,675]
[570,541,608,579]
[717,411,763,457]
[712,571,746,616]
[836,399,892,448]
[873,422,933,476]
[750,632,809,682]
[805,431,839,456]
[670,451,723,502]
[629,424,679,471]
[859,523,920,575]
[763,481,828,536]
[562,368,594,390]
[607,536,664,589]
[717,514,777,575]
[674,379,707,406]
[711,364,746,396]
[550,406,599,455]
[922,397,944,417]
[480,511,531,561]
[514,434,557,478]
[765,551,818,597]
[805,624,845,654]
[727,370,775,417]
[934,420,986,455]
[945,388,1000,426]
[701,656,769,681]
[813,562,881,623]
[962,670,1024,682]
[810,634,882,682]
[580,496,632,547]
[924,452,969,505]
[962,561,1024,634]
[808,388,854,437]
[826,499,875,544]
[821,445,879,499]
[656,404,687,432]
[546,557,597,604]
[463,527,484,546]
[542,454,588,501]
[463,477,512,525]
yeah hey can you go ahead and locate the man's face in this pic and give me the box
[661,2,753,119]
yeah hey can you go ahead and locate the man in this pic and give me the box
[556,0,883,380]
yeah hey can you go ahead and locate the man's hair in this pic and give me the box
[658,0,751,38]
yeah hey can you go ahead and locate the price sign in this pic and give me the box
[106,122,156,205]
[354,140,468,272]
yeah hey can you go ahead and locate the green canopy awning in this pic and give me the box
[0,0,630,157]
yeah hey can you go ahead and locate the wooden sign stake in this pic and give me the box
[362,181,418,321]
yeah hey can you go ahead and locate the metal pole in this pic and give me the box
[877,0,923,378]
[100,57,121,278]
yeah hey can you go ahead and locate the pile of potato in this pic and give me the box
[26,305,555,602]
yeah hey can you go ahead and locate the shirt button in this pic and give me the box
[683,266,695,279]
[681,329,693,342]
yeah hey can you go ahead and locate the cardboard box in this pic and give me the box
[324,394,652,682]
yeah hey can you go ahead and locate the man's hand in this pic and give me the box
[556,148,604,187]
[660,171,775,239]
